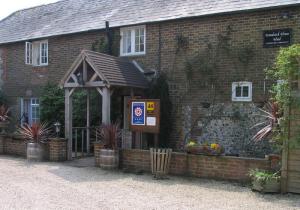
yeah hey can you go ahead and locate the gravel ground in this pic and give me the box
[0,156,299,210]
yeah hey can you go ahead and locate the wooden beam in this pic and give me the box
[89,73,99,82]
[65,89,73,160]
[85,81,105,87]
[86,90,90,155]
[96,87,103,96]
[69,88,75,97]
[83,60,87,82]
[71,74,78,84]
[64,83,80,88]
[281,106,291,193]
[102,87,111,124]
[64,81,105,88]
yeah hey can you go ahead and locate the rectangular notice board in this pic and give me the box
[263,28,292,47]
[129,99,160,134]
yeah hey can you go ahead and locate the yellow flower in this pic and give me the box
[211,143,218,150]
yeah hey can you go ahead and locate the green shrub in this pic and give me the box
[249,169,280,184]
[40,83,64,126]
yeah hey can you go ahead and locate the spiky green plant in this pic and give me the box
[252,102,282,141]
[18,122,52,143]
[96,122,121,149]
[0,105,9,122]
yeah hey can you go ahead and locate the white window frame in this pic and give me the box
[39,41,48,66]
[20,98,40,126]
[232,81,252,102]
[120,25,146,56]
[24,40,48,66]
[25,42,32,65]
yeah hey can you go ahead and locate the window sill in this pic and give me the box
[120,53,146,57]
[232,98,252,102]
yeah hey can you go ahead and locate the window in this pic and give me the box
[120,26,145,56]
[25,42,32,64]
[20,98,40,126]
[232,82,252,102]
[25,40,48,66]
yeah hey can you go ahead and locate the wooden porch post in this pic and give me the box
[65,88,73,160]
[86,89,90,155]
[102,87,111,124]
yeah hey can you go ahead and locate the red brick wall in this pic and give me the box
[48,138,67,161]
[3,135,26,157]
[120,149,271,182]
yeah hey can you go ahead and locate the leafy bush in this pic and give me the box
[40,83,64,126]
[249,169,280,184]
[40,84,102,133]
[267,44,300,108]
[96,122,121,149]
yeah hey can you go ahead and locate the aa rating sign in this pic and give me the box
[129,99,160,134]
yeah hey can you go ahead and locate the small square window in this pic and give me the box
[25,40,48,66]
[232,82,252,102]
[120,25,146,56]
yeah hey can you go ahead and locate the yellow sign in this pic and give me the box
[147,102,155,112]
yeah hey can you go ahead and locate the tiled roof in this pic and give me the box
[0,0,300,44]
[61,50,149,88]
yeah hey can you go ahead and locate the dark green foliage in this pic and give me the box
[92,37,109,54]
[40,83,64,126]
[40,84,102,135]
[91,33,120,56]
[147,73,173,147]
[0,90,8,105]
[71,89,102,127]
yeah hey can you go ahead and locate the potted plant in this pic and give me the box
[0,105,10,134]
[249,169,281,193]
[96,122,121,170]
[18,122,52,161]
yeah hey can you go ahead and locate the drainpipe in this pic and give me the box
[158,23,162,72]
[105,21,113,55]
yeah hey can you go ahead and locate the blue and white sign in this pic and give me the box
[131,102,145,125]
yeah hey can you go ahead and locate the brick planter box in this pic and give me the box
[48,138,67,161]
[4,134,27,157]
[0,135,4,154]
[120,149,272,182]
[0,135,66,161]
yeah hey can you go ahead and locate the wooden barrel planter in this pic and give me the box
[99,149,119,169]
[150,148,172,178]
[27,142,48,161]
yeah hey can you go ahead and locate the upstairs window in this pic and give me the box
[232,82,252,102]
[120,26,145,56]
[25,40,48,66]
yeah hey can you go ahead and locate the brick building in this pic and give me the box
[0,0,299,157]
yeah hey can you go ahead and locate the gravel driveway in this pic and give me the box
[0,156,299,210]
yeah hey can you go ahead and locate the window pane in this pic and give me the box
[242,86,249,97]
[235,86,242,97]
[134,28,145,53]
[122,30,132,54]
[40,42,48,64]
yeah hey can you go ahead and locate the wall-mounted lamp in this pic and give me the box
[76,72,85,85]
[54,121,61,137]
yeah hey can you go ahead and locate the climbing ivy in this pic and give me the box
[266,44,300,146]
[267,44,300,108]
